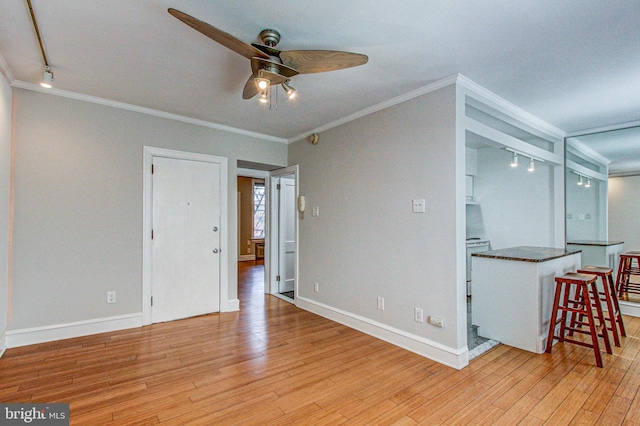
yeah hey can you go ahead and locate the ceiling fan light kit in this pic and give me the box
[168,8,367,109]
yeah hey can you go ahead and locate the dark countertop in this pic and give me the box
[567,240,624,247]
[472,246,581,263]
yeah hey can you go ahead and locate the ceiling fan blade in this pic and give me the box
[168,8,269,60]
[243,74,258,99]
[280,50,368,74]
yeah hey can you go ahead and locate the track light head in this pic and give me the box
[40,66,53,88]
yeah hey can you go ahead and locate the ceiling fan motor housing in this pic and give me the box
[259,29,281,47]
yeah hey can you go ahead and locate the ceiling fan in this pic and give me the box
[168,8,368,103]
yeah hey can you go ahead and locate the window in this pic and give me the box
[253,182,266,238]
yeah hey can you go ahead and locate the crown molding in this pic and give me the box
[456,74,565,139]
[566,119,640,138]
[0,52,14,84]
[10,80,288,144]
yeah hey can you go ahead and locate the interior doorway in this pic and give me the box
[237,164,298,304]
[268,166,298,302]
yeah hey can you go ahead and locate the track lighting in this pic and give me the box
[40,65,53,88]
[505,148,543,172]
[27,0,54,89]
[577,175,583,186]
[585,178,591,188]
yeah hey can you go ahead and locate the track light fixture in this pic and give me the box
[505,148,543,171]
[40,65,53,88]
[572,172,595,188]
[27,0,54,89]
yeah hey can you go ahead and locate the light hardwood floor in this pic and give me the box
[1,260,640,425]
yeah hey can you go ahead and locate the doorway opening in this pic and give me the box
[237,164,298,305]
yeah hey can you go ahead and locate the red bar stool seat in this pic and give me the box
[577,266,626,347]
[616,251,640,298]
[546,272,612,367]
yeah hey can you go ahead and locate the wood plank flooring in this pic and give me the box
[1,260,640,425]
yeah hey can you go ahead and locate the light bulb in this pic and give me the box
[255,78,269,91]
[578,175,583,186]
[528,158,535,172]
[585,178,591,188]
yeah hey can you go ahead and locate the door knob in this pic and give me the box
[212,248,219,254]
[212,226,218,232]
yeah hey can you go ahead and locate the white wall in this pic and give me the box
[288,84,464,366]
[0,75,11,355]
[9,89,287,334]
[609,176,640,251]
[474,147,556,250]
[565,168,605,241]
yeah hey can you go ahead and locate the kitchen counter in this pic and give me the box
[471,246,581,353]
[473,246,580,263]
[567,240,624,270]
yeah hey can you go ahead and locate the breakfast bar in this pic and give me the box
[471,246,581,353]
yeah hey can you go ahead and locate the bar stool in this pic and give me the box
[577,266,626,347]
[616,251,640,298]
[546,272,612,367]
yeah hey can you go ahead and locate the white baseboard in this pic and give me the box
[222,298,240,312]
[238,254,256,261]
[0,331,5,358]
[620,301,640,318]
[5,313,143,348]
[295,297,468,370]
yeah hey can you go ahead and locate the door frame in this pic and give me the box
[142,146,229,325]
[268,165,299,299]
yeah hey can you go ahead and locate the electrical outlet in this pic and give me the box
[247,248,251,253]
[414,307,424,323]
[107,291,116,304]
[429,315,444,328]
[377,296,385,310]
[247,240,251,246]
[314,282,319,292]
[312,206,320,217]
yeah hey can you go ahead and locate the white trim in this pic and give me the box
[223,299,240,312]
[295,296,468,370]
[5,313,143,348]
[10,80,287,144]
[142,147,231,326]
[0,52,14,84]
[620,301,640,318]
[566,120,640,138]
[457,75,565,139]
[0,332,6,358]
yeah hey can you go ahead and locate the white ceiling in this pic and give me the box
[1,0,639,144]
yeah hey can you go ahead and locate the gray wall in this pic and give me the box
[0,76,10,351]
[10,89,287,330]
[288,84,462,350]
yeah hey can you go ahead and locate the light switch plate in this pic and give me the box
[412,199,426,213]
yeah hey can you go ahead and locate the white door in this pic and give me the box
[279,177,296,294]
[151,156,221,322]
